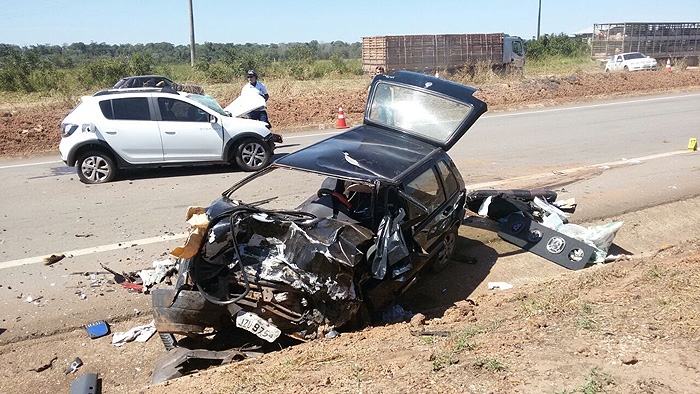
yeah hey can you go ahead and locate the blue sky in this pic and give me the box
[1,0,699,46]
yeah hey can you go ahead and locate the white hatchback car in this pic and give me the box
[605,52,658,72]
[59,87,276,184]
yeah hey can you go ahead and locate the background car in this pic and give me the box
[113,75,175,89]
[605,52,658,72]
[151,72,488,379]
[59,87,276,184]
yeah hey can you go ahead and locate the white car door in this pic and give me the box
[96,97,164,163]
[612,55,624,71]
[157,97,225,162]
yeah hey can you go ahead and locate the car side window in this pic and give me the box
[437,160,459,197]
[512,40,523,56]
[403,166,446,219]
[163,98,209,122]
[99,98,150,120]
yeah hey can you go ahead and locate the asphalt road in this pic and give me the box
[1,91,699,344]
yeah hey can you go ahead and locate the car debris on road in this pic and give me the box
[111,320,156,347]
[466,189,623,269]
[64,357,83,374]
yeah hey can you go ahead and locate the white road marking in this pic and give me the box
[466,150,691,189]
[0,232,188,270]
[0,160,62,169]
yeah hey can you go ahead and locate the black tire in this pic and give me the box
[76,150,117,184]
[430,226,458,273]
[234,138,271,171]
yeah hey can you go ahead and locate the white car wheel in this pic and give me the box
[77,151,116,184]
[235,138,271,171]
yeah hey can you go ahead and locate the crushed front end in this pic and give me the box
[153,197,376,346]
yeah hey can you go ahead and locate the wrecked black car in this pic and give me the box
[150,71,487,378]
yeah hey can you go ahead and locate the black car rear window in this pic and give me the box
[99,98,150,120]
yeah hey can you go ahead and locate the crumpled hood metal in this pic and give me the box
[199,201,374,303]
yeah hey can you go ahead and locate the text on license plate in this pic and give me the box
[235,311,281,342]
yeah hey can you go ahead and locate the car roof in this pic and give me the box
[93,87,181,97]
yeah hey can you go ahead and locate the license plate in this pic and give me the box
[235,311,281,342]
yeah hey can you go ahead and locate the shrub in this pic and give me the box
[205,63,236,84]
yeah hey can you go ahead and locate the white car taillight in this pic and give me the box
[61,123,78,138]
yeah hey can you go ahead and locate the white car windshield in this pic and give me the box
[625,53,646,60]
[187,94,228,116]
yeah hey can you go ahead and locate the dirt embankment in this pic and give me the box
[3,71,700,158]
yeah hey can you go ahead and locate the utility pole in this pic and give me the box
[189,0,195,67]
[536,0,542,39]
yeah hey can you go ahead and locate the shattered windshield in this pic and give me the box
[186,94,229,116]
[367,82,474,145]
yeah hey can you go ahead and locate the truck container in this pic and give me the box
[591,22,700,65]
[362,33,525,74]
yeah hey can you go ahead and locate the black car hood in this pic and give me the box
[274,125,439,182]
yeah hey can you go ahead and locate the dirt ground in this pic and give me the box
[1,70,700,393]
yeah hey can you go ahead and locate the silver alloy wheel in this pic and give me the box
[234,138,271,171]
[240,141,266,169]
[78,152,116,183]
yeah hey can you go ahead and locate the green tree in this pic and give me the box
[525,33,590,60]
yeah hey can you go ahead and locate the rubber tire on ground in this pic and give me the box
[234,138,271,171]
[76,150,117,184]
[430,226,458,273]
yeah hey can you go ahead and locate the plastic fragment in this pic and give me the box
[488,282,514,290]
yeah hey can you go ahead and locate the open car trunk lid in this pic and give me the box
[365,70,487,151]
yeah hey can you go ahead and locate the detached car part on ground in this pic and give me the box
[466,189,623,270]
[150,71,487,382]
[59,88,278,184]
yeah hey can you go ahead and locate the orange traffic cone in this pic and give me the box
[665,58,671,72]
[336,104,348,129]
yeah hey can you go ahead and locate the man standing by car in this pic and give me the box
[241,70,270,125]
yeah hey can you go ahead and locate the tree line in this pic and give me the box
[0,34,589,93]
